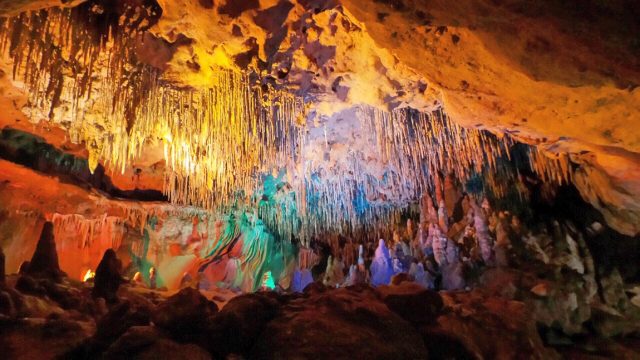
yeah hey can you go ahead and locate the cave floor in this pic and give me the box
[1,273,639,359]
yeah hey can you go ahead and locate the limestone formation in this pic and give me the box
[370,239,393,287]
[92,249,124,303]
[25,221,65,280]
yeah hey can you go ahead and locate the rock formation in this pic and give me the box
[370,239,393,287]
[0,1,637,358]
[92,249,124,303]
[24,221,65,280]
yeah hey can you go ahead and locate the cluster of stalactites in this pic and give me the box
[528,146,572,185]
[292,105,576,244]
[362,106,517,197]
[51,213,126,250]
[50,201,215,250]
[0,2,159,124]
[150,77,305,210]
[0,4,305,211]
[291,106,511,244]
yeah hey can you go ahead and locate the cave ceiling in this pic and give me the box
[0,0,638,236]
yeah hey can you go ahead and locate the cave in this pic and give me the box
[0,0,639,358]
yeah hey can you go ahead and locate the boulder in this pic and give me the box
[421,291,557,359]
[250,286,428,359]
[201,292,281,358]
[67,300,152,358]
[96,301,153,342]
[377,282,443,325]
[152,287,218,341]
[103,326,211,360]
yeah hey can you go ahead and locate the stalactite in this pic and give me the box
[0,4,305,212]
[51,213,126,250]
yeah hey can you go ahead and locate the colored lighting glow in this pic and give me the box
[82,269,95,282]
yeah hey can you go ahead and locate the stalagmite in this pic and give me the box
[343,265,358,287]
[92,249,124,303]
[370,239,393,287]
[26,222,65,280]
[323,255,335,287]
[221,257,243,290]
[291,268,314,292]
[432,233,448,267]
[443,174,461,217]
[472,201,494,265]
[438,200,449,233]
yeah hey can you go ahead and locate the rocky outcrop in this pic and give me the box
[103,326,211,360]
[422,291,558,359]
[250,285,428,359]
[152,287,218,341]
[68,300,153,358]
[377,282,443,325]
[202,292,282,358]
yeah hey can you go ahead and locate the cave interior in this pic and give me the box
[0,0,639,358]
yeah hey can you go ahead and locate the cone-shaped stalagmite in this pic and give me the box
[92,249,124,303]
[26,221,65,280]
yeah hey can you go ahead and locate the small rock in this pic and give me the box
[531,283,550,297]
